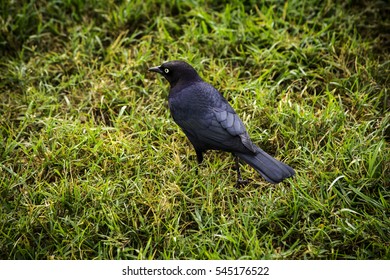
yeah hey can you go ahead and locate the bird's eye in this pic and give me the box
[164,68,170,74]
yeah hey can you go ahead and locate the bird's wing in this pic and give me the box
[212,107,257,153]
[174,106,257,154]
[169,82,257,154]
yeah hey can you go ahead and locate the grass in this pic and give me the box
[0,0,389,259]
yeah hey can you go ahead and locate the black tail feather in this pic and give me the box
[235,147,295,184]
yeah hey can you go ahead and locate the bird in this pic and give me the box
[148,60,295,184]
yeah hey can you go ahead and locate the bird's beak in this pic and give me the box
[148,65,163,74]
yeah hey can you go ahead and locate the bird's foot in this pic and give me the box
[235,178,249,188]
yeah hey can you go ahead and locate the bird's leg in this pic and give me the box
[235,155,243,182]
[234,154,248,187]
[195,150,203,176]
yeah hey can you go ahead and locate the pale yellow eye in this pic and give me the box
[164,68,170,74]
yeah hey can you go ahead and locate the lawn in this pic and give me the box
[0,0,389,259]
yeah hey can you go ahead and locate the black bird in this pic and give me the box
[149,60,295,184]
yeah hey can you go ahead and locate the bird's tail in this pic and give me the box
[235,146,295,184]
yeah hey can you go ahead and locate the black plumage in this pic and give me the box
[149,60,295,184]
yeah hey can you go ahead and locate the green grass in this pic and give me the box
[0,0,389,259]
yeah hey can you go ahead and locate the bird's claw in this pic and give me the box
[235,178,249,187]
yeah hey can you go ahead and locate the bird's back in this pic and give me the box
[168,81,257,155]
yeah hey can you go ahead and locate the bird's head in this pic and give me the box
[148,60,202,88]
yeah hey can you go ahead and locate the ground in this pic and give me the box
[0,0,389,259]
